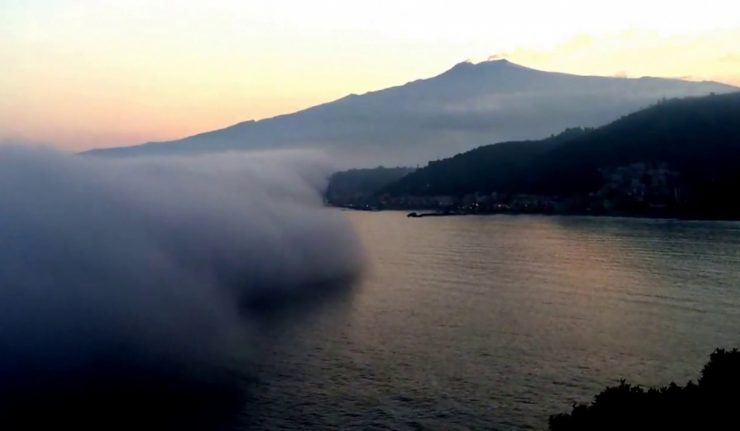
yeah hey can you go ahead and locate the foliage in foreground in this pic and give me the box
[549,348,740,430]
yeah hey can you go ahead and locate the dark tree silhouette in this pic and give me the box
[342,92,740,218]
[549,348,740,431]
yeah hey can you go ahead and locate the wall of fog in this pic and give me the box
[0,145,363,427]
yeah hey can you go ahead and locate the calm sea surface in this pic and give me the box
[237,212,740,430]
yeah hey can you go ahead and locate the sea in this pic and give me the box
[236,212,740,430]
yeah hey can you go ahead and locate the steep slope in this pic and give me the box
[380,92,740,217]
[325,167,416,208]
[85,60,736,167]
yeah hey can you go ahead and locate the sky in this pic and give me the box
[2,0,740,151]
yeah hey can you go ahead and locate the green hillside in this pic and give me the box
[377,92,740,218]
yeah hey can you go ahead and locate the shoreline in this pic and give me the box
[334,205,740,223]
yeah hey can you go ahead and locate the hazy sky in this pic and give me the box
[2,0,740,150]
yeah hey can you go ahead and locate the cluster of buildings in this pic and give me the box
[373,192,559,214]
[332,162,690,216]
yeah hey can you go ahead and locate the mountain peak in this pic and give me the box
[444,58,529,75]
[84,60,737,165]
[487,58,512,65]
[476,58,535,70]
[448,60,475,71]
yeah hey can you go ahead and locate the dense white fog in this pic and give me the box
[0,145,363,427]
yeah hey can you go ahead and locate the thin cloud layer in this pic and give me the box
[493,28,740,86]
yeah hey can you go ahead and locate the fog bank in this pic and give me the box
[0,146,363,428]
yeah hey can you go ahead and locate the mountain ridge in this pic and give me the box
[84,60,737,166]
[350,92,740,219]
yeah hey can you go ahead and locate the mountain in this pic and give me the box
[346,92,740,218]
[84,60,737,166]
[325,166,416,208]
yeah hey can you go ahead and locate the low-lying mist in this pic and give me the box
[0,145,363,428]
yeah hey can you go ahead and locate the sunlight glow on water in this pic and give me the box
[238,212,740,430]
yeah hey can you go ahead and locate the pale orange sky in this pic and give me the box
[2,0,739,151]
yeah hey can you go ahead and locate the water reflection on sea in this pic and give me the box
[237,213,740,430]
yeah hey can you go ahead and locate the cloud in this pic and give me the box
[489,28,740,86]
[0,145,363,428]
[719,53,740,63]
